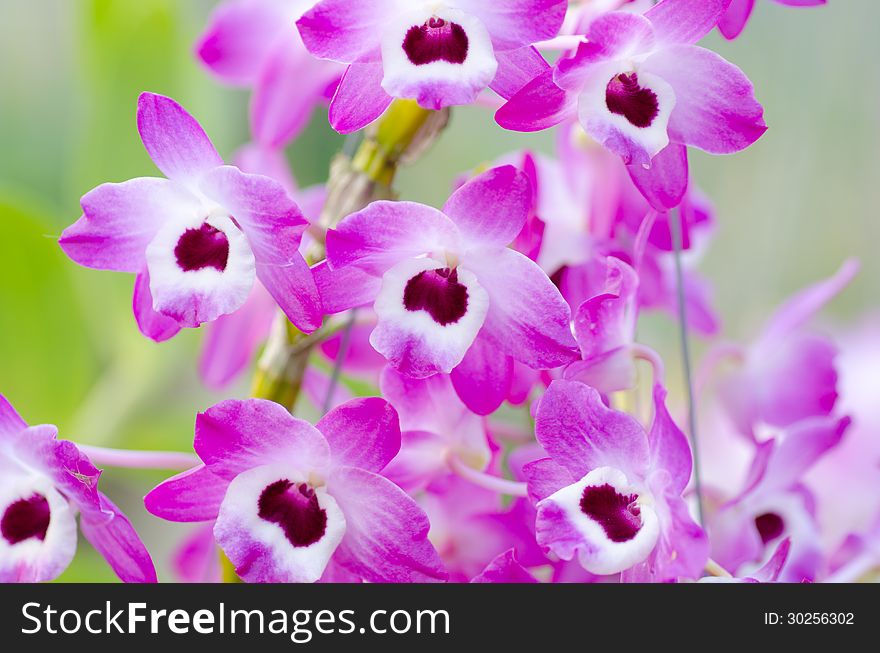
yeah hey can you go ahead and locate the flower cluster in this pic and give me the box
[4,0,870,585]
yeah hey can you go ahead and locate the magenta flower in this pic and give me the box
[709,416,850,582]
[379,366,491,491]
[297,0,567,132]
[487,129,720,337]
[145,397,445,583]
[527,380,708,580]
[60,93,322,342]
[497,0,767,208]
[0,394,155,583]
[419,475,545,581]
[719,0,826,41]
[315,165,579,414]
[806,315,880,549]
[196,0,342,148]
[716,259,858,439]
[563,256,640,394]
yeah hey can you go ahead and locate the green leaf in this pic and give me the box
[0,193,97,426]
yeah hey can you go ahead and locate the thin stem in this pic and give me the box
[77,445,199,471]
[448,454,528,498]
[630,343,665,387]
[323,309,357,415]
[669,208,705,526]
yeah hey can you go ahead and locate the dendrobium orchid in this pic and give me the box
[59,93,322,342]
[0,395,156,583]
[497,0,767,209]
[709,416,850,582]
[527,380,708,580]
[197,0,342,148]
[419,475,545,582]
[145,397,446,583]
[486,127,720,338]
[315,165,579,414]
[6,0,870,590]
[379,366,491,490]
[714,259,858,439]
[718,0,826,41]
[297,0,568,132]
[807,314,880,549]
[563,256,641,394]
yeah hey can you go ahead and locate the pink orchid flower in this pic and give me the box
[60,93,323,342]
[0,394,155,583]
[145,397,446,583]
[709,416,850,582]
[297,0,567,132]
[497,0,766,209]
[527,380,708,580]
[197,0,343,148]
[379,366,491,491]
[716,259,858,439]
[315,165,579,414]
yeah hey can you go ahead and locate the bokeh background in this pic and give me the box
[0,0,877,580]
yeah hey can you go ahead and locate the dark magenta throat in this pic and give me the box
[258,480,327,548]
[1,494,51,545]
[174,222,230,272]
[605,73,659,129]
[403,267,469,326]
[403,17,469,66]
[754,512,785,544]
[580,483,642,543]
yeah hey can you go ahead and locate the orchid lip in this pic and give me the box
[258,479,328,548]
[402,17,470,66]
[605,72,659,129]
[580,483,643,543]
[174,221,230,272]
[754,512,785,545]
[1,493,51,545]
[403,266,469,326]
[213,463,348,583]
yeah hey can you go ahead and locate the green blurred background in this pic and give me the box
[0,0,876,580]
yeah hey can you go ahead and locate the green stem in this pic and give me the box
[669,208,705,526]
[220,550,242,584]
